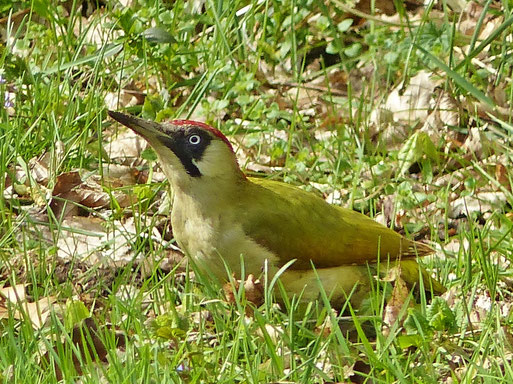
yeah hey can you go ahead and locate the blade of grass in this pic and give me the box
[415,44,495,107]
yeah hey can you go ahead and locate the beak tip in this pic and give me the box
[108,110,123,121]
[108,110,136,128]
[107,110,155,138]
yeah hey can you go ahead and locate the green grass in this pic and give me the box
[1,0,513,382]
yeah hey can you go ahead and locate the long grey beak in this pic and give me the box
[108,111,162,138]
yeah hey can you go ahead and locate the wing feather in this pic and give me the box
[240,178,433,270]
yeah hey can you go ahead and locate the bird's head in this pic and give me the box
[108,111,245,190]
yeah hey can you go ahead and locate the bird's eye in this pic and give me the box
[188,135,201,145]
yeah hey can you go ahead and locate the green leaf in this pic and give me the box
[155,326,186,340]
[64,300,90,329]
[326,41,339,54]
[427,297,457,332]
[316,15,330,31]
[397,334,424,349]
[141,147,157,162]
[384,51,399,65]
[404,307,432,336]
[142,94,164,119]
[142,27,176,44]
[337,19,353,32]
[33,0,54,20]
[397,131,437,176]
[151,309,189,341]
[344,43,361,57]
[211,99,229,111]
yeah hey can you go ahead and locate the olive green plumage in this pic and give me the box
[108,111,445,308]
[242,177,433,270]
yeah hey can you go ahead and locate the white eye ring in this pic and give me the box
[188,135,201,145]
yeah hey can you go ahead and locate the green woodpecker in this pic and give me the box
[108,111,444,308]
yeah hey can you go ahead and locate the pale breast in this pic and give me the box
[171,195,279,282]
[171,201,220,269]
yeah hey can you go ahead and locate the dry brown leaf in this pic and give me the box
[34,216,149,266]
[105,129,148,166]
[0,302,8,320]
[256,323,284,344]
[52,171,83,195]
[50,171,138,218]
[370,71,440,147]
[313,308,339,338]
[501,326,513,353]
[0,8,30,26]
[21,297,56,329]
[286,85,322,113]
[449,191,508,219]
[469,290,492,325]
[384,71,437,122]
[69,12,122,47]
[459,1,503,47]
[28,152,51,185]
[158,248,187,274]
[26,141,65,186]
[243,274,265,308]
[420,90,460,143]
[495,164,511,190]
[355,0,397,16]
[102,163,145,186]
[461,127,490,160]
[43,317,126,380]
[382,267,411,337]
[0,283,28,304]
[223,274,264,315]
[104,90,141,110]
[2,289,57,328]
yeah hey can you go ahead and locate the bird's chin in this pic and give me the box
[156,153,191,187]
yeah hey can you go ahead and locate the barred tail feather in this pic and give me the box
[402,239,435,257]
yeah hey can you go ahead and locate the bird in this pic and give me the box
[108,111,445,309]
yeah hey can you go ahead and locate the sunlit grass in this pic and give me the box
[0,0,512,382]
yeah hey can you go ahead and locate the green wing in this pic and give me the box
[240,177,432,270]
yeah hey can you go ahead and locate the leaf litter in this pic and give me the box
[2,0,513,381]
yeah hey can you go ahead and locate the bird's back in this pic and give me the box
[240,177,433,271]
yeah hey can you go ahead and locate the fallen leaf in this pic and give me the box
[383,71,437,123]
[420,90,460,143]
[0,302,8,320]
[223,274,264,315]
[256,323,284,344]
[0,283,28,303]
[104,90,141,110]
[21,297,56,329]
[495,164,510,190]
[243,274,265,308]
[50,171,138,218]
[52,171,83,196]
[3,291,57,329]
[105,129,148,166]
[382,267,411,337]
[449,192,508,219]
[42,317,126,380]
[370,71,441,147]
